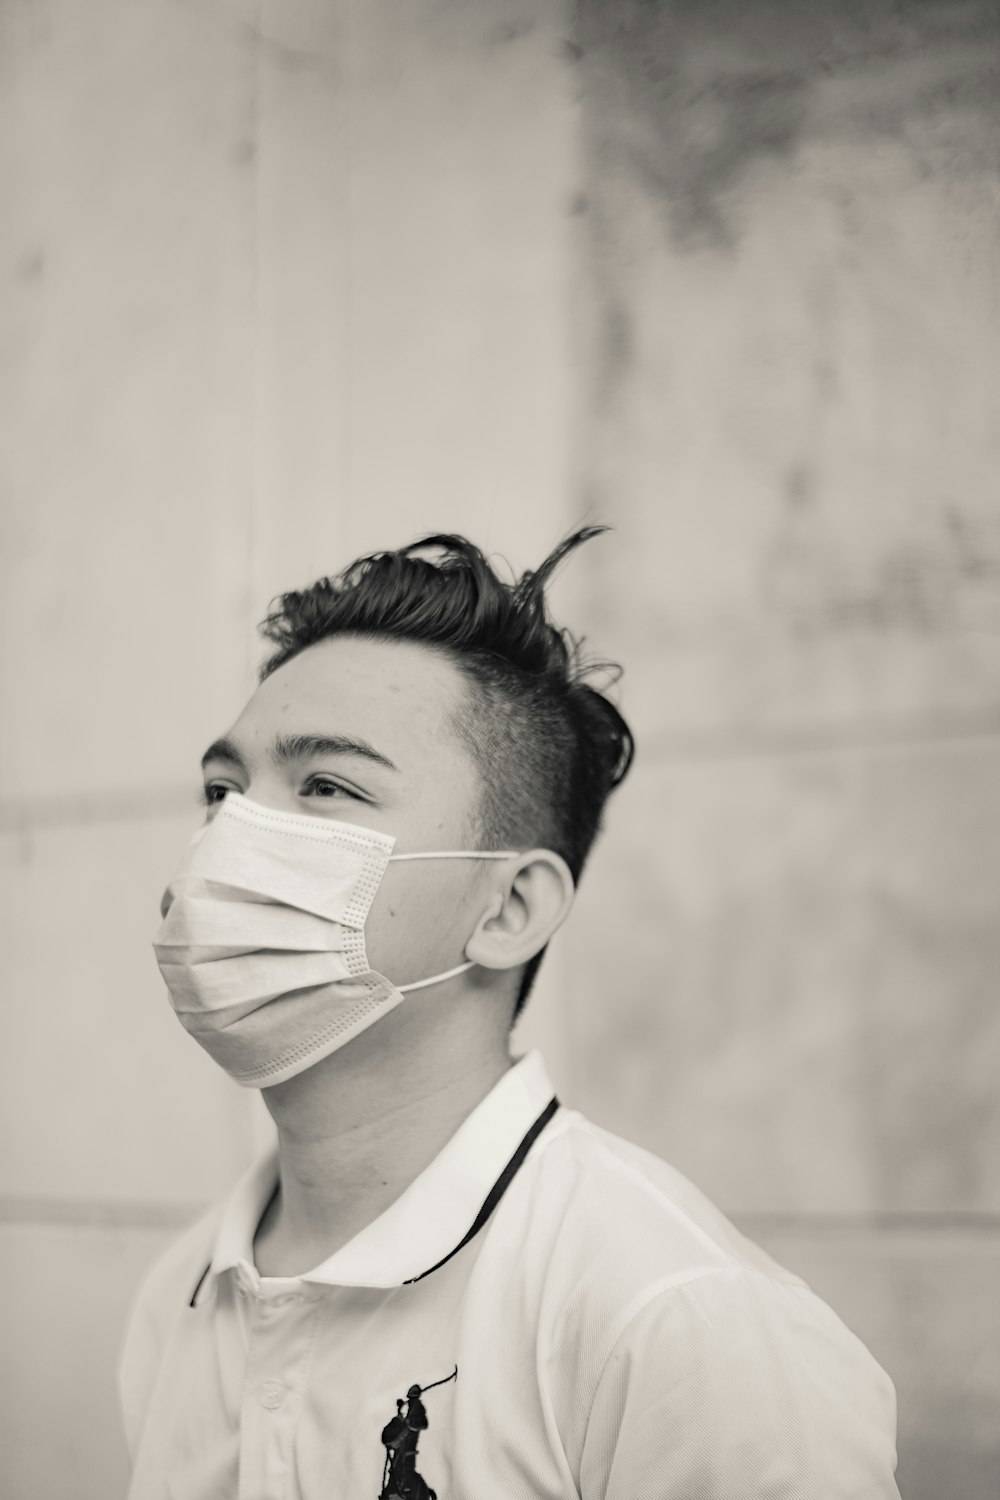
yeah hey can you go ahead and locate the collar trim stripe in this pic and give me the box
[403,1096,560,1286]
[188,1262,211,1310]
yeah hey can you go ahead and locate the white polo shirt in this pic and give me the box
[119,1052,900,1499]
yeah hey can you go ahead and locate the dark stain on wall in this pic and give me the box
[575,0,1000,250]
[762,502,1000,636]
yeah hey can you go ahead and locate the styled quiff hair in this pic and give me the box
[258,528,634,1016]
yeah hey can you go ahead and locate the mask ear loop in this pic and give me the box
[388,850,518,862]
[398,960,477,993]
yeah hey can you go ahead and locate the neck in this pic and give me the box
[253,992,514,1277]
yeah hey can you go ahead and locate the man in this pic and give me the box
[120,529,900,1498]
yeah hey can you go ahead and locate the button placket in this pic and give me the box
[237,1283,318,1499]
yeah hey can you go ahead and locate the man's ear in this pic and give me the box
[465,851,575,971]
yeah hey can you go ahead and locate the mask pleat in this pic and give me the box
[157,892,351,953]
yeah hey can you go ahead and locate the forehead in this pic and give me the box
[233,634,473,773]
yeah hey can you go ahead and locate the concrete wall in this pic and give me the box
[1,1,997,1496]
[0,4,576,1496]
[565,4,1000,1497]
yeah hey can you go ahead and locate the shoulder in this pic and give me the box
[502,1107,810,1389]
[117,1202,222,1459]
[522,1108,801,1290]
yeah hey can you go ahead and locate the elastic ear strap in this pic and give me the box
[389,850,518,862]
[397,960,475,994]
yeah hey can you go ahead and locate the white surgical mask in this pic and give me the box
[153,793,515,1088]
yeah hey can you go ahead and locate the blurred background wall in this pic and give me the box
[1,1,997,1497]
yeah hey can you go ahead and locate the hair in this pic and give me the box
[258,528,634,1020]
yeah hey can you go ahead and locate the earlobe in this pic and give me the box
[465,852,575,973]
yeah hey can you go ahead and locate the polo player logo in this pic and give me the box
[378,1365,458,1500]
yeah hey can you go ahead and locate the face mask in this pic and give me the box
[153,793,516,1089]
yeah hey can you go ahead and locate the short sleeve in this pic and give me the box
[579,1266,900,1500]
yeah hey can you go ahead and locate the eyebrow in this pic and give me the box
[200,732,398,774]
[200,737,246,772]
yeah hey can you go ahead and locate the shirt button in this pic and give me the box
[260,1379,286,1410]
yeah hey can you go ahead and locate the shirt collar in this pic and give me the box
[202,1050,557,1296]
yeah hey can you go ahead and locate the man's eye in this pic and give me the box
[200,784,232,806]
[303,777,357,800]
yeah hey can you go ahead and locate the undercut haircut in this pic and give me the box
[258,528,634,1019]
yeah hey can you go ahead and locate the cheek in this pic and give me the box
[361,864,483,981]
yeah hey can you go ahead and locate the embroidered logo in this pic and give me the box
[378,1365,458,1500]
